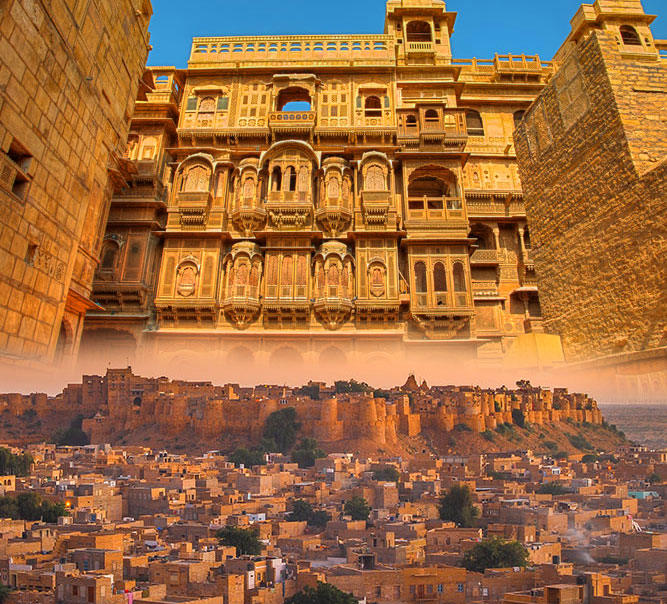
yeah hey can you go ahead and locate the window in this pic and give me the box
[513,110,526,130]
[186,96,197,111]
[217,96,229,111]
[433,262,447,293]
[1,139,32,202]
[406,21,432,42]
[466,110,484,136]
[364,96,382,117]
[240,83,268,118]
[620,25,642,46]
[320,83,348,121]
[414,262,427,294]
[406,115,417,129]
[271,166,282,191]
[453,263,466,292]
[286,167,297,192]
[424,109,439,125]
[197,96,215,127]
[457,583,464,593]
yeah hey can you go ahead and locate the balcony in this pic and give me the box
[269,111,316,137]
[314,295,354,330]
[406,197,465,222]
[229,204,267,236]
[407,41,435,54]
[265,193,312,230]
[316,205,353,238]
[223,289,261,329]
[175,191,212,229]
[361,190,393,229]
[398,109,468,151]
[493,53,550,82]
[470,249,504,265]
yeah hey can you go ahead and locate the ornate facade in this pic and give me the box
[82,0,557,370]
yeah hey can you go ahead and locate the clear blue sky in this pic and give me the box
[147,0,666,67]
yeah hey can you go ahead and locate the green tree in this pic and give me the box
[0,448,33,476]
[373,467,400,482]
[334,380,371,394]
[263,408,301,453]
[344,496,370,522]
[647,472,662,484]
[292,438,326,469]
[511,409,526,428]
[216,526,262,556]
[537,483,568,495]
[285,582,357,604]
[0,493,68,522]
[230,447,267,467]
[56,416,90,447]
[289,500,330,527]
[438,484,479,527]
[0,585,14,603]
[463,537,528,573]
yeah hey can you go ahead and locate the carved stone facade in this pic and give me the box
[82,0,561,368]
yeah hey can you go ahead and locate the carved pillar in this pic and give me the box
[492,225,500,251]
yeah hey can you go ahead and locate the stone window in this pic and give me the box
[197,96,215,127]
[321,83,348,121]
[620,25,642,46]
[240,83,268,118]
[406,21,432,42]
[365,96,382,118]
[465,110,484,136]
[513,110,526,130]
[453,262,466,292]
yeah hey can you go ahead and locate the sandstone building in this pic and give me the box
[514,0,667,399]
[81,0,560,372]
[0,0,152,367]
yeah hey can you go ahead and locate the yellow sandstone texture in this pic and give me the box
[0,0,152,365]
[514,0,667,397]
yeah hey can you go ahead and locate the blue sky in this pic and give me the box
[147,0,666,67]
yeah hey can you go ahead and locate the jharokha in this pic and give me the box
[78,0,556,369]
[0,369,603,449]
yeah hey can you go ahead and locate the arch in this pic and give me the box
[620,25,642,46]
[453,262,466,292]
[408,176,448,198]
[406,115,418,128]
[183,165,210,192]
[269,346,304,369]
[414,261,427,294]
[433,262,448,293]
[199,96,216,113]
[100,241,120,271]
[276,86,312,111]
[285,166,297,191]
[513,110,526,130]
[319,346,347,367]
[469,223,495,250]
[466,109,485,136]
[364,96,382,117]
[271,166,282,191]
[424,109,439,122]
[226,346,255,366]
[406,20,432,42]
[259,140,320,169]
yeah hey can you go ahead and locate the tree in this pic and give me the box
[289,500,330,527]
[216,526,262,556]
[511,408,526,428]
[333,380,371,394]
[537,483,568,496]
[373,467,400,482]
[0,448,33,476]
[56,416,90,446]
[438,484,479,527]
[647,472,662,484]
[0,585,14,603]
[0,492,68,523]
[344,496,370,522]
[292,438,326,469]
[230,447,266,467]
[462,537,528,573]
[263,408,301,453]
[285,582,357,604]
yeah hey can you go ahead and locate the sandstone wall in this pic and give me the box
[514,30,667,364]
[0,0,152,365]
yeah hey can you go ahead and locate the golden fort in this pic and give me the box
[0,0,665,397]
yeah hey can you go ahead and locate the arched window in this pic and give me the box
[271,167,282,192]
[276,86,312,111]
[453,263,466,292]
[197,96,215,126]
[406,21,432,42]
[414,262,427,294]
[184,165,210,192]
[285,166,297,192]
[433,262,447,292]
[466,110,484,136]
[513,110,526,130]
[365,165,386,191]
[406,115,418,129]
[365,96,382,118]
[424,109,439,123]
[620,25,642,46]
[101,243,119,270]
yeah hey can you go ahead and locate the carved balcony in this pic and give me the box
[266,192,313,230]
[470,249,504,265]
[269,111,316,138]
[223,289,262,329]
[410,291,474,339]
[175,190,212,229]
[406,197,466,226]
[522,249,535,268]
[407,41,435,55]
[472,280,500,297]
[314,294,354,330]
[361,190,393,229]
[315,204,353,237]
[229,203,267,236]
